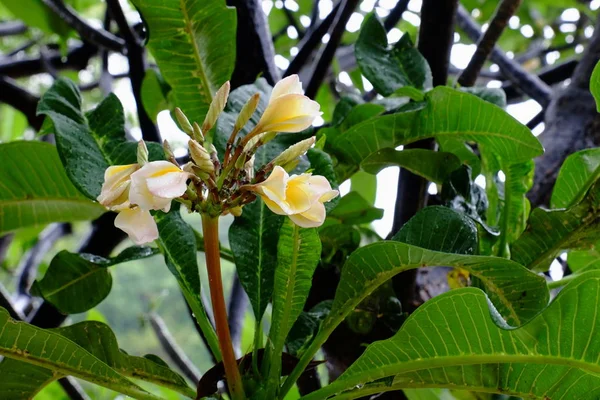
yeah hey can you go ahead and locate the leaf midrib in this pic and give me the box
[42,266,105,298]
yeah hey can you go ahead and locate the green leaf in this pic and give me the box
[393,206,477,255]
[132,0,236,133]
[31,247,159,314]
[37,78,163,199]
[141,68,172,122]
[339,103,386,132]
[330,87,543,169]
[1,0,70,36]
[362,149,462,183]
[460,86,507,108]
[591,60,600,112]
[308,147,339,212]
[350,171,377,206]
[265,220,321,396]
[0,316,195,399]
[437,138,481,177]
[511,181,600,271]
[551,148,600,209]
[0,308,163,400]
[569,244,600,272]
[355,14,431,96]
[155,207,221,361]
[303,271,600,400]
[229,197,283,320]
[0,141,105,234]
[328,192,384,225]
[286,300,332,357]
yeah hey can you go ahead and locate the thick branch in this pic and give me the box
[149,312,201,383]
[42,0,125,53]
[458,0,522,87]
[285,1,341,77]
[503,59,578,102]
[529,14,600,207]
[305,0,361,98]
[0,77,44,129]
[384,0,409,32]
[0,21,27,37]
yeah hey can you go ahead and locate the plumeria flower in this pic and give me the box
[97,164,139,211]
[114,207,158,245]
[129,161,191,213]
[252,75,321,135]
[250,166,339,228]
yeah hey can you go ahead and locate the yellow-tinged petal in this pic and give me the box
[290,201,326,228]
[97,164,138,209]
[270,74,304,101]
[255,94,321,134]
[114,207,158,245]
[130,160,188,212]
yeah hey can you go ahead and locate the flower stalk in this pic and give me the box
[201,214,245,400]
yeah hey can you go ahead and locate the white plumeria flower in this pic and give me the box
[96,164,139,210]
[251,166,338,228]
[114,207,159,245]
[252,75,321,135]
[129,161,191,213]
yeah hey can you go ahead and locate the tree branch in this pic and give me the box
[305,0,361,99]
[384,0,409,32]
[285,1,341,77]
[0,76,44,129]
[0,21,26,37]
[503,59,578,102]
[107,0,160,142]
[41,0,125,53]
[456,5,552,106]
[149,312,201,383]
[458,0,523,87]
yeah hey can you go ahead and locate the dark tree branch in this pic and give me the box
[0,21,26,37]
[384,0,409,32]
[458,0,522,87]
[149,312,202,383]
[6,38,39,57]
[41,0,125,53]
[283,6,305,39]
[227,0,280,87]
[107,0,160,142]
[305,0,361,99]
[0,76,44,129]
[527,110,545,130]
[0,43,97,78]
[529,14,600,207]
[99,8,114,95]
[285,1,341,77]
[456,5,553,106]
[391,0,458,314]
[297,368,321,396]
[227,273,248,356]
[308,0,321,33]
[58,378,91,400]
[503,59,578,102]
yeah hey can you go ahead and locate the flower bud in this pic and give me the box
[163,140,175,161]
[202,81,230,133]
[189,139,215,173]
[174,108,194,136]
[270,136,315,168]
[234,93,260,133]
[137,140,149,166]
[192,122,205,143]
[229,206,243,217]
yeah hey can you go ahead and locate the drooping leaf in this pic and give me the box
[0,141,105,233]
[330,87,542,170]
[155,207,221,360]
[511,180,600,271]
[393,206,478,255]
[0,315,195,399]
[355,14,432,96]
[229,197,283,320]
[37,78,163,199]
[551,148,600,209]
[132,0,236,132]
[362,149,462,183]
[31,247,159,314]
[328,192,384,225]
[303,271,600,400]
[0,308,163,400]
[265,220,321,396]
[591,60,600,112]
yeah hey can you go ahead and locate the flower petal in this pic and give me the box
[97,164,138,207]
[289,201,326,228]
[114,208,159,245]
[256,94,321,134]
[146,171,190,199]
[270,75,304,101]
[254,166,291,212]
[130,161,183,211]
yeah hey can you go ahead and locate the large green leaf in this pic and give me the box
[591,60,600,112]
[229,197,283,320]
[1,0,69,36]
[330,87,542,169]
[264,220,321,397]
[303,271,600,400]
[31,247,159,314]
[37,78,162,199]
[0,308,162,400]
[361,149,462,183]
[155,207,221,361]
[327,192,384,225]
[0,141,105,233]
[132,0,236,132]
[283,242,549,397]
[355,14,431,96]
[0,314,195,399]
[551,148,600,209]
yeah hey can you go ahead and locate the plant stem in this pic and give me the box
[201,215,246,400]
[547,274,577,290]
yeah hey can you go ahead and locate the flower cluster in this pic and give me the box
[97,75,338,244]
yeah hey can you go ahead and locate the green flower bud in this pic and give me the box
[174,108,193,136]
[137,140,149,165]
[189,139,214,174]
